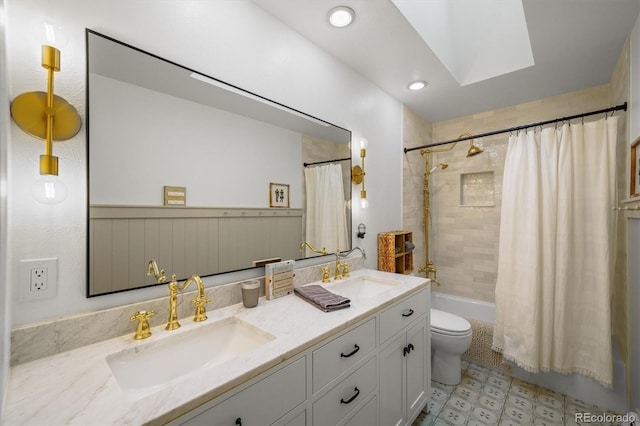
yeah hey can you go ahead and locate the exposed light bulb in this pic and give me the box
[32,175,68,204]
[360,198,369,209]
[360,138,368,149]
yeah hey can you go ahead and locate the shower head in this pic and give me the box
[466,139,484,157]
[429,163,448,173]
[457,132,484,158]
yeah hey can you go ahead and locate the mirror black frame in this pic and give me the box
[85,29,352,297]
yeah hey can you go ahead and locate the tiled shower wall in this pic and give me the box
[402,106,433,278]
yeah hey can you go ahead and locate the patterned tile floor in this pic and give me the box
[414,361,623,426]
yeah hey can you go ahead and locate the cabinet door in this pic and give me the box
[405,318,429,422]
[378,333,406,426]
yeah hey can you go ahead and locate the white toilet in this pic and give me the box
[430,309,473,385]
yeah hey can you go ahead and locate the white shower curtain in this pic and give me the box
[304,164,349,256]
[492,117,617,387]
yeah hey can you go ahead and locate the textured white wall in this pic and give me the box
[5,0,402,326]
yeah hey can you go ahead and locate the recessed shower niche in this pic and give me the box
[459,171,495,207]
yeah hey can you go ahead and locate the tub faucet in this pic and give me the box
[165,274,210,330]
[419,261,441,286]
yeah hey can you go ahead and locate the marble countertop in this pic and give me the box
[3,269,428,426]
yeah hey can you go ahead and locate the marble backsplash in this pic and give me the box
[10,256,364,366]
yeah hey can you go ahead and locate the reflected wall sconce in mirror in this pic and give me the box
[357,223,366,239]
[10,45,81,204]
[352,138,368,208]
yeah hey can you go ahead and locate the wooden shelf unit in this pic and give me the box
[378,231,414,274]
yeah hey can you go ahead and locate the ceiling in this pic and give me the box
[252,0,640,123]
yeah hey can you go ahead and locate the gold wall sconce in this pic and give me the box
[352,138,368,208]
[10,45,81,204]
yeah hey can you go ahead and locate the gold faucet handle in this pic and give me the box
[321,267,331,283]
[191,296,211,306]
[191,296,210,322]
[342,263,350,278]
[130,310,155,340]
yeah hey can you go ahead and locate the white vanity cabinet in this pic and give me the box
[171,286,430,426]
[379,289,430,426]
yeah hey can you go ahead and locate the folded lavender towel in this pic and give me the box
[294,285,351,312]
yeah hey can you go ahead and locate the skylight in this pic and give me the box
[392,0,534,86]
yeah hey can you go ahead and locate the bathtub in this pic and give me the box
[431,291,627,413]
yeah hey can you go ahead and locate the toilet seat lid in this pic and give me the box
[431,309,471,334]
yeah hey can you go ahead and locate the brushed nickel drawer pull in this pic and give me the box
[340,387,360,404]
[340,344,360,358]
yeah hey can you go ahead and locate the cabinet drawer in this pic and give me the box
[312,357,376,426]
[312,318,376,392]
[179,356,306,426]
[343,394,377,426]
[379,288,428,344]
[274,408,306,426]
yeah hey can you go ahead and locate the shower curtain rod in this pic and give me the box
[303,157,351,167]
[404,102,627,153]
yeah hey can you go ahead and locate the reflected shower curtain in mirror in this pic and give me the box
[304,164,349,257]
[492,117,617,387]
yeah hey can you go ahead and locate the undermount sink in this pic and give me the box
[327,275,400,299]
[106,316,275,393]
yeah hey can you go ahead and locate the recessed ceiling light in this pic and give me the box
[408,80,428,91]
[328,6,355,28]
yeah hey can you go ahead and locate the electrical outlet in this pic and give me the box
[19,258,57,301]
[31,267,48,292]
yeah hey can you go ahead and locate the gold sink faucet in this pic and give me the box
[147,260,210,330]
[334,248,344,280]
[165,274,210,330]
[334,246,366,281]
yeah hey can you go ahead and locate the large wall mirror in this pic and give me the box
[87,30,352,297]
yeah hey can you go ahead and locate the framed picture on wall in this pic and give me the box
[632,138,640,198]
[269,183,290,208]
